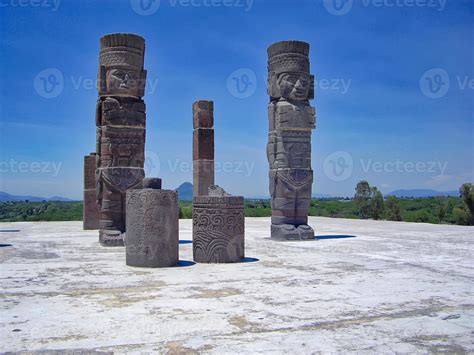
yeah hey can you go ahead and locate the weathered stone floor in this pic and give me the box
[1,217,473,353]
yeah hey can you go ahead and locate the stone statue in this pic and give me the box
[95,33,147,246]
[267,41,316,240]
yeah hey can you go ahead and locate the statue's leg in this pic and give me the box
[99,184,124,246]
[270,171,299,240]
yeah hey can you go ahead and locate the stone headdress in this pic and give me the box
[267,40,314,100]
[98,33,147,97]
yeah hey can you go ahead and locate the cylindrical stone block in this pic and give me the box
[125,188,179,267]
[83,153,99,230]
[143,177,162,189]
[192,195,245,263]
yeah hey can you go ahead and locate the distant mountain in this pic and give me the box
[0,191,74,202]
[386,189,459,198]
[176,182,193,201]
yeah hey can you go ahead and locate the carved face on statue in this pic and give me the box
[106,67,140,95]
[277,72,310,101]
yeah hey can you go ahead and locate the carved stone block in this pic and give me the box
[193,160,215,198]
[193,100,214,128]
[125,185,179,268]
[193,187,245,263]
[193,100,215,198]
[193,128,214,160]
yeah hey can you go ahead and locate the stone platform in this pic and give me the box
[1,217,473,353]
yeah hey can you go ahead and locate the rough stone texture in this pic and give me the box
[95,33,147,246]
[1,218,473,353]
[142,177,162,189]
[193,187,245,263]
[193,100,214,128]
[125,187,178,268]
[193,160,215,198]
[267,41,316,241]
[193,100,214,197]
[83,153,99,230]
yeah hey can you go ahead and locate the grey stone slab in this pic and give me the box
[2,218,473,353]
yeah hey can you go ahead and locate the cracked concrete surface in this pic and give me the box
[0,217,473,353]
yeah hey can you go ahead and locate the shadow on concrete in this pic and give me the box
[316,235,357,240]
[0,244,13,248]
[0,230,20,233]
[179,240,192,245]
[240,257,259,263]
[175,260,196,267]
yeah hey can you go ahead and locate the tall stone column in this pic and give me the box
[267,41,316,240]
[83,153,99,230]
[95,33,147,246]
[192,100,214,197]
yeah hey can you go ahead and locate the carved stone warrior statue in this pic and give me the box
[95,33,147,246]
[267,40,316,240]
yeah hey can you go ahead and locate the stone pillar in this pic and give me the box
[95,33,147,246]
[193,186,245,263]
[267,41,316,240]
[125,178,179,268]
[83,153,99,230]
[193,100,214,197]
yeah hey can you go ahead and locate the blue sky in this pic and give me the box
[0,0,473,199]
